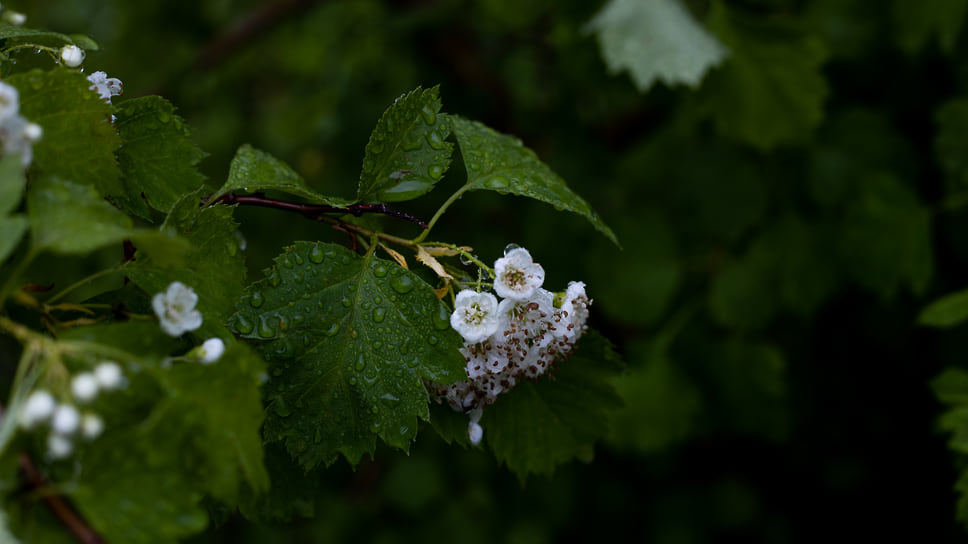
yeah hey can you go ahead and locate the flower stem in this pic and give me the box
[413,185,471,244]
[45,264,125,305]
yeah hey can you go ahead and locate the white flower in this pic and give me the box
[198,338,225,364]
[94,361,123,390]
[46,433,73,459]
[152,281,203,336]
[70,372,99,403]
[23,122,42,142]
[20,389,55,429]
[450,290,500,343]
[493,247,545,301]
[86,71,123,103]
[0,83,19,123]
[51,404,80,435]
[59,45,85,68]
[80,413,104,440]
[468,421,483,446]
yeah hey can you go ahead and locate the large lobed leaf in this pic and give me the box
[7,69,122,199]
[586,0,728,91]
[212,144,352,206]
[114,96,208,217]
[451,116,618,245]
[356,86,453,203]
[229,241,465,468]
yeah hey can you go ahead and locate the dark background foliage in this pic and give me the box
[15,0,968,541]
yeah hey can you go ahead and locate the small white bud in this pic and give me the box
[94,361,123,390]
[46,433,73,459]
[20,389,55,429]
[198,338,225,364]
[59,45,85,68]
[23,122,42,142]
[70,372,99,403]
[468,421,483,446]
[4,11,25,26]
[51,404,80,435]
[80,413,104,440]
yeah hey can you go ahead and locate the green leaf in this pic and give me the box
[0,24,95,49]
[697,1,827,150]
[919,289,968,328]
[114,96,208,216]
[126,194,246,340]
[586,0,728,91]
[7,69,122,198]
[157,344,268,503]
[27,176,133,254]
[935,99,968,192]
[0,153,24,216]
[451,116,618,245]
[840,173,933,299]
[238,443,321,522]
[229,241,465,468]
[709,249,777,331]
[892,0,968,53]
[72,432,208,544]
[356,86,453,203]
[484,330,624,480]
[0,216,27,265]
[212,144,352,206]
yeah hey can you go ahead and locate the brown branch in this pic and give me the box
[18,454,104,544]
[209,193,428,228]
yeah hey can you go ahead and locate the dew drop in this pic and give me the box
[428,335,439,346]
[273,399,291,417]
[249,291,265,308]
[486,175,509,189]
[504,243,521,256]
[293,252,304,265]
[389,274,414,294]
[372,307,387,323]
[459,253,474,265]
[373,264,388,278]
[350,330,359,339]
[324,322,340,336]
[156,110,171,123]
[278,315,290,332]
[309,244,325,263]
[234,314,254,334]
[355,356,366,371]
[341,297,352,308]
[267,269,281,287]
[282,256,294,268]
[399,344,409,355]
[370,404,380,415]
[373,295,383,304]
[369,421,381,434]
[258,315,277,338]
[399,425,410,437]
[428,165,445,180]
[426,130,446,150]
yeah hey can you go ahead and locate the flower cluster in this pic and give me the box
[429,247,591,446]
[86,71,123,104]
[19,361,125,460]
[0,81,42,167]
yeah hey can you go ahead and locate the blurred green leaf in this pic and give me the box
[356,86,453,203]
[587,0,728,91]
[213,144,353,206]
[840,173,933,299]
[229,242,465,468]
[920,289,968,328]
[452,116,618,245]
[0,23,95,49]
[0,154,26,264]
[27,176,132,254]
[484,330,624,479]
[7,69,122,198]
[936,99,968,192]
[115,96,208,216]
[892,0,968,53]
[699,1,827,149]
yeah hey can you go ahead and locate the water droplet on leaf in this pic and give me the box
[420,105,437,124]
[258,315,277,338]
[249,291,264,308]
[432,304,451,330]
[324,322,340,336]
[309,245,325,263]
[373,264,387,277]
[372,307,387,323]
[234,314,254,334]
[389,274,414,294]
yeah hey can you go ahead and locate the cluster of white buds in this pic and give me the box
[429,246,591,446]
[0,81,42,167]
[86,71,123,104]
[19,361,125,460]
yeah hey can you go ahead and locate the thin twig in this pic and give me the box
[18,452,105,544]
[209,193,428,228]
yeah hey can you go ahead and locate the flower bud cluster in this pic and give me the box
[0,81,42,167]
[19,361,125,460]
[429,247,591,445]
